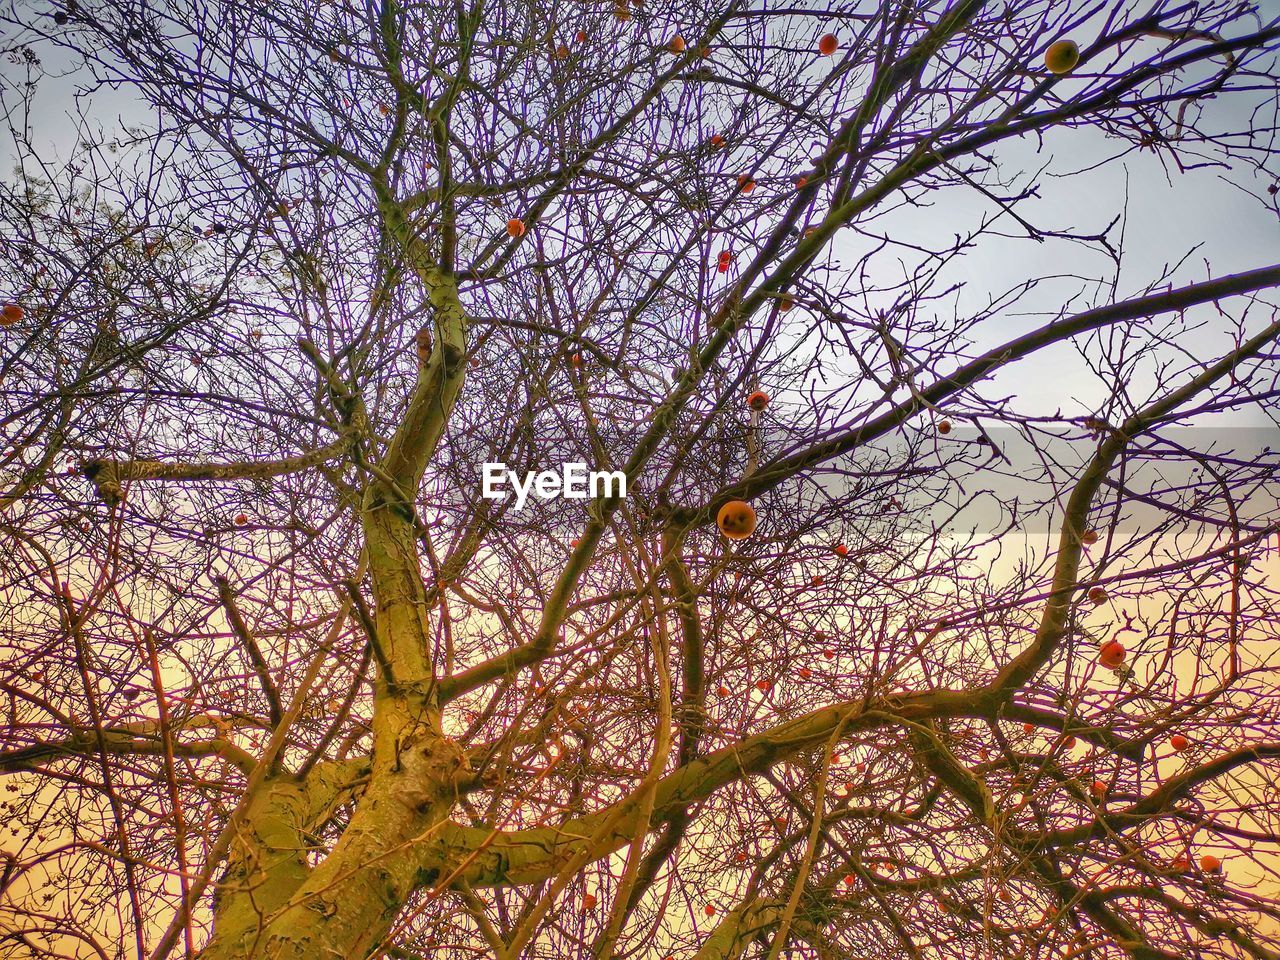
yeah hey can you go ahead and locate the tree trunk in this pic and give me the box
[199,729,464,959]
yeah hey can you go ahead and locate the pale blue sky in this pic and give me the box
[4,6,1277,429]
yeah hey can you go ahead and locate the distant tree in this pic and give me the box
[2,1,1280,959]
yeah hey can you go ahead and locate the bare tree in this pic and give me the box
[2,1,1280,958]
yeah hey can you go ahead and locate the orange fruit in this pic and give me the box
[1,304,24,326]
[1080,528,1100,545]
[1200,854,1222,873]
[737,174,755,193]
[667,35,686,54]
[937,419,952,434]
[818,33,838,56]
[1045,39,1080,75]
[833,544,848,557]
[1170,734,1190,751]
[1087,586,1108,605]
[234,513,249,526]
[746,390,768,411]
[717,500,757,540]
[506,217,525,238]
[1099,640,1125,668]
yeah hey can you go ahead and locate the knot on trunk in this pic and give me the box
[414,326,432,365]
[395,734,471,811]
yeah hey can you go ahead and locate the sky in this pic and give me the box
[5,12,1278,431]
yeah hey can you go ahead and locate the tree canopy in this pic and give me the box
[2,1,1280,958]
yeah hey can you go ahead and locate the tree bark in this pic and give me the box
[199,734,465,960]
